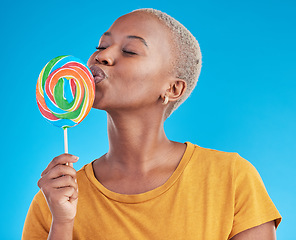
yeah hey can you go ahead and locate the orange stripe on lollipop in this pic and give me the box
[46,68,85,109]
[36,69,51,112]
[65,64,95,123]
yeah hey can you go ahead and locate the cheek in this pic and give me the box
[127,69,164,101]
[124,57,164,84]
[111,54,168,101]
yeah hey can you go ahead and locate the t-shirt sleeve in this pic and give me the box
[229,154,282,239]
[22,191,52,240]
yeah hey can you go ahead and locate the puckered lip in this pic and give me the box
[89,65,108,84]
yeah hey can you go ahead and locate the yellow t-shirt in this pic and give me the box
[22,142,281,239]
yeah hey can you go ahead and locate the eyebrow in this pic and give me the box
[103,32,148,47]
[127,35,148,47]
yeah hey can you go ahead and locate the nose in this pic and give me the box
[95,49,115,66]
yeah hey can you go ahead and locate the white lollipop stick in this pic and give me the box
[64,128,68,154]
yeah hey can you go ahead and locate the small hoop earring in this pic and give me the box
[162,95,169,105]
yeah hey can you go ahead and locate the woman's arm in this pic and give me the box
[37,154,79,240]
[230,221,276,240]
[48,220,75,240]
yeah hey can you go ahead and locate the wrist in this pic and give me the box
[48,220,74,240]
[52,218,75,225]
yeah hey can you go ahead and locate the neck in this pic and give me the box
[105,109,173,173]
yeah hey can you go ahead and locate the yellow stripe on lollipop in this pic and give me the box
[37,66,46,96]
[68,77,82,113]
[74,91,88,123]
[73,79,87,123]
[73,78,90,123]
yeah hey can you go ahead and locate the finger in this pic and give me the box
[38,166,77,191]
[55,186,78,202]
[50,175,78,190]
[49,187,76,205]
[45,164,77,180]
[41,154,78,176]
[41,154,79,176]
[69,188,79,203]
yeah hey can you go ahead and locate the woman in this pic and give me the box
[23,9,281,240]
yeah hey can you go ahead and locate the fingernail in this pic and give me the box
[72,156,79,160]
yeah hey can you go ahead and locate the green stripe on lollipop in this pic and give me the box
[52,92,85,120]
[41,55,67,89]
[54,78,75,110]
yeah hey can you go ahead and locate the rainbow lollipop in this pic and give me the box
[36,55,95,153]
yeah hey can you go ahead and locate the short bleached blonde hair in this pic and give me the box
[133,8,202,119]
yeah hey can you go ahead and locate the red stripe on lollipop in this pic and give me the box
[37,100,59,121]
[70,78,76,98]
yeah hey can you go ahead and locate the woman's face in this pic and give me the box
[87,12,175,112]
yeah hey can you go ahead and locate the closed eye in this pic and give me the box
[96,46,136,55]
[96,46,106,50]
[122,49,136,55]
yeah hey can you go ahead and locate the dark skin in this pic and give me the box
[87,12,187,195]
[37,12,277,239]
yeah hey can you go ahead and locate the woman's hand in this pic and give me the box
[37,154,79,224]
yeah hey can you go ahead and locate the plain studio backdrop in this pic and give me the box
[0,0,295,239]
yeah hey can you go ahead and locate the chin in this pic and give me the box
[92,96,105,110]
[92,103,106,110]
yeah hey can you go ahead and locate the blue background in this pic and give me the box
[1,0,295,239]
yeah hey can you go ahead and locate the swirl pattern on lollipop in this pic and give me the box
[36,56,95,128]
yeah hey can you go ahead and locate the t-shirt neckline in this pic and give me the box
[84,142,195,203]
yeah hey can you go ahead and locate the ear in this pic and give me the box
[164,79,187,103]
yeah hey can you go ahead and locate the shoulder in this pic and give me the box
[187,142,281,237]
[187,142,256,172]
[183,142,244,189]
[185,142,265,190]
[187,142,241,171]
